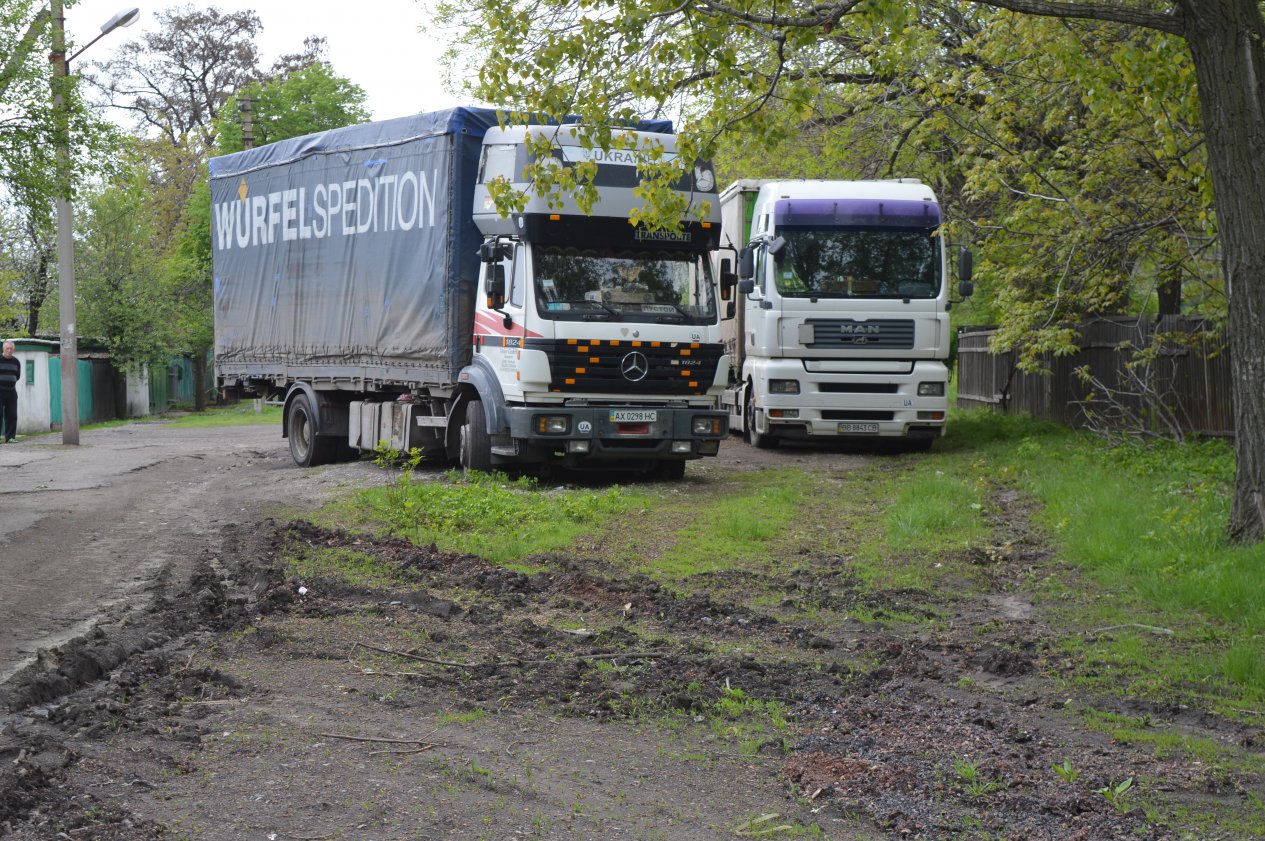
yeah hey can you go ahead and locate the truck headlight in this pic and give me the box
[918,382,945,397]
[692,416,722,435]
[768,379,800,394]
[535,415,570,434]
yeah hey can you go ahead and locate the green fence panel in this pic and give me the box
[48,358,95,426]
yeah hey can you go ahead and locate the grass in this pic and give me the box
[321,406,1261,712]
[633,469,812,578]
[162,402,282,428]
[927,409,1265,708]
[333,467,648,566]
[76,401,282,432]
[262,400,1265,838]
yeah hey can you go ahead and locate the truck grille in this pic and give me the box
[526,339,723,396]
[804,319,915,350]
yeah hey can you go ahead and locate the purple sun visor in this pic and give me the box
[773,198,941,228]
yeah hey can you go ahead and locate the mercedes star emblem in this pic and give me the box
[620,351,649,382]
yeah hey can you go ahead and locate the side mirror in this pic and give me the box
[737,247,754,280]
[719,258,735,301]
[738,279,754,295]
[486,264,506,308]
[480,240,513,263]
[958,280,974,298]
[958,247,974,283]
[768,236,786,261]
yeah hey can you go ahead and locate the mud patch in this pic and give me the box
[0,467,1259,839]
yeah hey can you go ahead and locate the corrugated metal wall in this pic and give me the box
[956,316,1232,437]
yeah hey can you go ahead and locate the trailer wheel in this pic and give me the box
[744,390,778,450]
[459,400,493,473]
[288,393,336,467]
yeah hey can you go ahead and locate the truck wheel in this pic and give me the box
[744,390,778,450]
[459,400,493,473]
[287,393,336,467]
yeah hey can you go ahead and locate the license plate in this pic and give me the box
[838,422,879,434]
[611,410,657,423]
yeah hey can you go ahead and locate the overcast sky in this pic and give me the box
[63,0,474,122]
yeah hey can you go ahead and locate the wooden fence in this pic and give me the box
[956,316,1233,437]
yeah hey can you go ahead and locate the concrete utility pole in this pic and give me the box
[49,3,140,445]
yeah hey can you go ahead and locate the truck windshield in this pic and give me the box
[533,246,718,324]
[772,227,941,299]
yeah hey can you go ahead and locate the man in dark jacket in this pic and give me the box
[0,341,20,442]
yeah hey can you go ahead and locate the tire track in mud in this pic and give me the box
[1,470,1259,838]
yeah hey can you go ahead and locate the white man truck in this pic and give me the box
[210,108,728,476]
[716,179,973,450]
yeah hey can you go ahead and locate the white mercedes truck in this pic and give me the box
[717,179,973,450]
[211,108,728,476]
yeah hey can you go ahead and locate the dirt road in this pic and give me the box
[0,422,383,685]
[0,423,1249,839]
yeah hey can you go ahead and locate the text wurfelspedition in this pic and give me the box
[212,169,441,251]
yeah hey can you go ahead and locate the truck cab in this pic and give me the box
[456,124,729,475]
[720,179,971,449]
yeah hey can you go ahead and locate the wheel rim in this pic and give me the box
[291,403,312,460]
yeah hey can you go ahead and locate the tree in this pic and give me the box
[439,0,1265,544]
[0,199,56,336]
[162,55,368,410]
[215,59,369,153]
[77,150,177,414]
[2,1,132,348]
[87,4,263,150]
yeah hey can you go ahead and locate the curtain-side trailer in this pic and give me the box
[210,108,728,476]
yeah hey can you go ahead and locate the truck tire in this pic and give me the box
[288,393,337,467]
[744,390,778,450]
[459,400,493,473]
[905,437,934,453]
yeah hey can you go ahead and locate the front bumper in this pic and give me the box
[507,405,728,461]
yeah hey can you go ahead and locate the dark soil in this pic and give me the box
[0,443,1259,840]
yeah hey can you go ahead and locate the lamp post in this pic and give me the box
[50,2,140,445]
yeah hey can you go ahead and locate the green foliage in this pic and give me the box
[216,63,369,154]
[1096,777,1135,813]
[637,470,809,578]
[161,403,282,428]
[883,471,983,550]
[942,410,1263,705]
[1053,759,1081,784]
[348,468,641,563]
[288,545,400,590]
[437,0,1220,365]
[77,149,178,374]
[952,755,1007,797]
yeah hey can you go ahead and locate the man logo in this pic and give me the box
[620,351,649,382]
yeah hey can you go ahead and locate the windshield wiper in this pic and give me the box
[563,300,619,320]
[646,303,690,323]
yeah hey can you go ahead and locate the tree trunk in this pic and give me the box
[1156,273,1181,317]
[1182,1,1265,542]
[193,349,208,412]
[25,246,52,336]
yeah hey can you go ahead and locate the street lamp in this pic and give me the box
[50,3,140,445]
